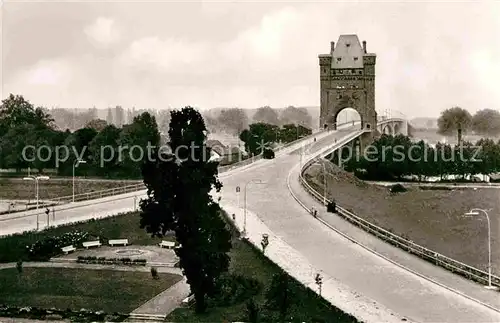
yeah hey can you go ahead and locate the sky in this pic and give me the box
[1,0,499,119]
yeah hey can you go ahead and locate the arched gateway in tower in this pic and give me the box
[318,35,377,132]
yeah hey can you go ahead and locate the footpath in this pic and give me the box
[220,203,407,323]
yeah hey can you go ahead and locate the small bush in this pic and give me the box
[211,273,261,306]
[151,267,159,279]
[16,260,23,274]
[246,298,260,323]
[389,184,407,193]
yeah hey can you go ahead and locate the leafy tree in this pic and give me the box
[278,124,312,144]
[279,106,312,128]
[437,107,472,143]
[85,119,108,132]
[0,94,54,137]
[88,125,121,177]
[217,108,249,135]
[139,107,232,314]
[476,138,499,175]
[118,112,160,178]
[58,127,97,175]
[472,109,500,136]
[239,123,279,155]
[252,106,279,125]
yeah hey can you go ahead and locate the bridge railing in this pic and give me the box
[219,120,356,173]
[298,121,500,289]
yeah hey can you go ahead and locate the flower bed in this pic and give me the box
[26,230,89,261]
[0,305,129,322]
[76,256,147,266]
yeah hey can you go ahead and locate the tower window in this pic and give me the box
[354,57,358,61]
[358,71,362,74]
[351,69,356,73]
[337,57,341,61]
[346,43,350,47]
[337,94,342,99]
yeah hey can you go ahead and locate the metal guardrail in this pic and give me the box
[48,183,146,204]
[298,122,500,289]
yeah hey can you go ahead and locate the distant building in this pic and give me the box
[206,139,246,165]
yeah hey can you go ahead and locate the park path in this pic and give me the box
[130,277,190,317]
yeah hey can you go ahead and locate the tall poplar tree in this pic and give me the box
[139,106,232,313]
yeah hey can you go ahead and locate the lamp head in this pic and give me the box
[464,210,479,217]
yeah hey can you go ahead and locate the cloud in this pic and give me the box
[84,17,121,45]
[118,7,301,76]
[3,2,500,117]
[118,37,211,72]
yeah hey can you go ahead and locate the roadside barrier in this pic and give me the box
[298,138,500,289]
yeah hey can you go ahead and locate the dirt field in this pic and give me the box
[0,178,142,200]
[304,163,500,275]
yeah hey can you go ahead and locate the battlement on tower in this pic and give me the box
[318,34,377,135]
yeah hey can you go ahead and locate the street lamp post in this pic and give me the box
[72,159,87,202]
[243,179,266,236]
[464,208,498,290]
[23,175,50,230]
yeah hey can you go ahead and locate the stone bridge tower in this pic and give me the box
[319,35,377,137]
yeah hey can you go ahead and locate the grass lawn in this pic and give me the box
[0,267,182,313]
[0,178,142,200]
[304,162,500,275]
[167,237,357,322]
[0,212,174,263]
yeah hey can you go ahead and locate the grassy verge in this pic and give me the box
[0,178,141,200]
[166,213,358,322]
[304,163,500,275]
[0,212,174,263]
[0,267,181,313]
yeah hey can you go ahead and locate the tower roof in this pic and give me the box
[331,34,364,69]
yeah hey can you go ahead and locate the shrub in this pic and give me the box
[16,260,23,274]
[246,298,260,323]
[389,184,407,193]
[151,267,159,279]
[26,230,89,261]
[211,273,261,306]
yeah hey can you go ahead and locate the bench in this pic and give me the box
[108,239,129,246]
[61,245,76,254]
[159,240,176,249]
[181,294,195,305]
[82,240,101,249]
